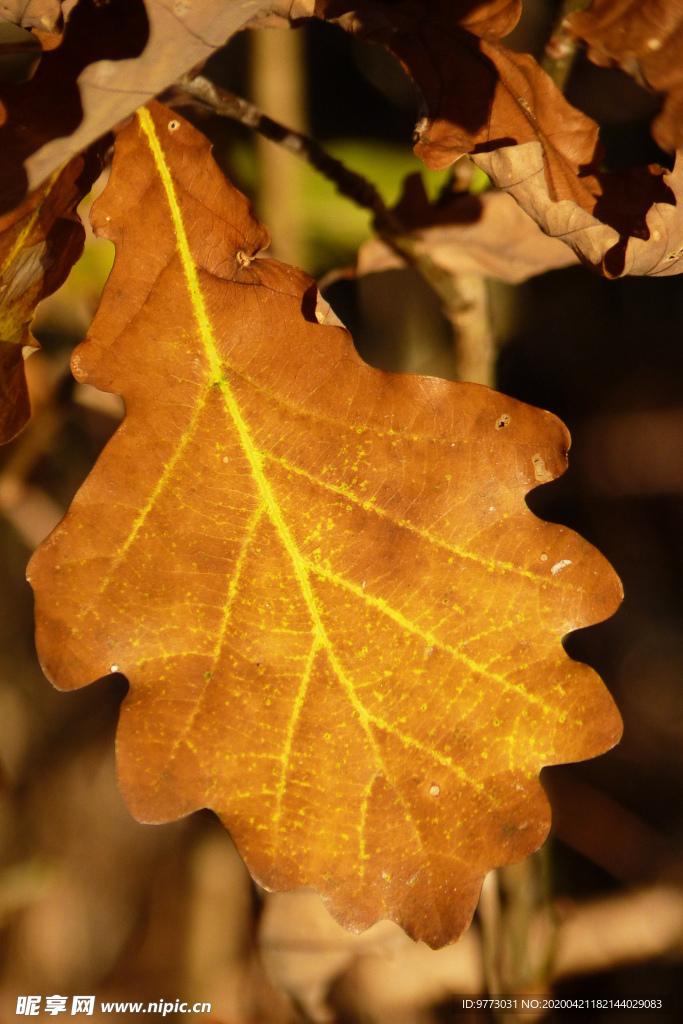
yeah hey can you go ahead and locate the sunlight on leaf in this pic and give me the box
[28,103,622,947]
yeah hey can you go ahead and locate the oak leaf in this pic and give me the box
[356,174,579,284]
[569,0,683,155]
[0,146,102,444]
[28,102,622,947]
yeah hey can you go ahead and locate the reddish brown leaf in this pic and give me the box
[28,103,622,947]
[569,0,683,155]
[0,147,102,444]
[318,2,601,199]
[0,345,29,444]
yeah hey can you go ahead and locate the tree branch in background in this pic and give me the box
[175,73,497,387]
[541,0,593,91]
[250,27,309,268]
[177,74,400,234]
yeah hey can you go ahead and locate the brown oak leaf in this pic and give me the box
[0,145,102,444]
[28,103,622,947]
[569,0,683,155]
[317,2,602,202]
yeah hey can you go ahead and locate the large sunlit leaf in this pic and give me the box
[28,103,622,947]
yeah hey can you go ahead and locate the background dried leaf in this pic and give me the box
[569,0,683,155]
[319,0,680,278]
[0,0,148,215]
[0,0,317,215]
[28,103,623,948]
[0,0,676,287]
[357,176,578,284]
[473,143,683,278]
[318,3,600,201]
[0,0,64,47]
[0,146,102,443]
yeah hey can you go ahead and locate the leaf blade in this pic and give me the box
[29,102,622,947]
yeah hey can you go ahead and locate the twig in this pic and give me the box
[478,871,502,997]
[448,274,495,387]
[178,74,401,236]
[175,74,496,385]
[541,0,592,92]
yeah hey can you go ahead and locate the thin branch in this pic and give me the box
[178,74,402,236]
[541,0,592,92]
[251,26,308,267]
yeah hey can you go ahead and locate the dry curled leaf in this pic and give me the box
[28,103,622,948]
[318,2,601,204]
[0,0,64,46]
[473,144,683,278]
[0,146,102,444]
[356,174,578,284]
[0,0,313,215]
[0,0,149,216]
[569,0,683,155]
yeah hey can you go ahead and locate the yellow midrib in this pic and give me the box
[138,108,392,779]
[138,109,322,624]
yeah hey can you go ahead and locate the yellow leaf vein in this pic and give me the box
[305,559,554,716]
[163,499,264,767]
[274,638,319,825]
[88,386,212,606]
[262,450,563,591]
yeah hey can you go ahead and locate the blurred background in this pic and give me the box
[1,0,683,1020]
